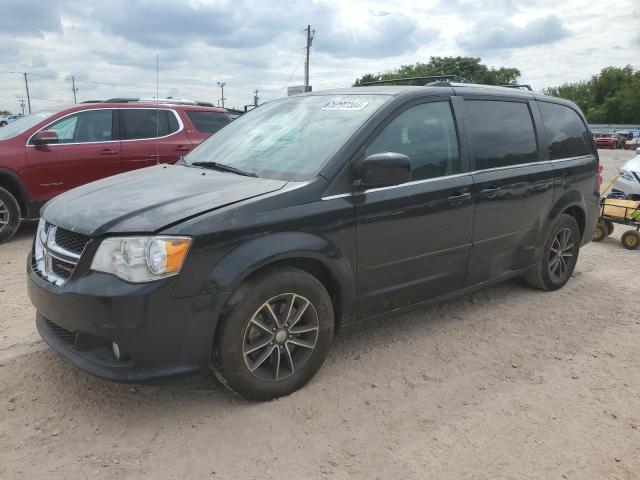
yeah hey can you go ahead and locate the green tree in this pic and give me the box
[353,56,521,86]
[543,66,640,124]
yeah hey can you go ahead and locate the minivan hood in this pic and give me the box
[43,164,286,236]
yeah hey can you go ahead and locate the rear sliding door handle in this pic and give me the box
[447,191,471,202]
[480,185,501,197]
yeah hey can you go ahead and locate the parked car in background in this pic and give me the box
[595,133,624,149]
[624,137,640,150]
[0,114,21,127]
[612,148,640,199]
[0,99,231,242]
[26,84,599,400]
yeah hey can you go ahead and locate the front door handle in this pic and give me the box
[99,148,118,155]
[175,145,191,152]
[447,191,471,202]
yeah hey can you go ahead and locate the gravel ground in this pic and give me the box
[1,149,638,479]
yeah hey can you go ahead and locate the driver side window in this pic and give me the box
[366,101,461,181]
[44,110,114,144]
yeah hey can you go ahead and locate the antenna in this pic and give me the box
[155,54,160,165]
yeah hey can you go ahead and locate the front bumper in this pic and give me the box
[27,253,225,382]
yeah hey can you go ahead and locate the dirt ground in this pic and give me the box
[1,149,639,479]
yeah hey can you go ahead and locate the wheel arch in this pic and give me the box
[207,232,356,330]
[549,190,588,241]
[0,167,31,219]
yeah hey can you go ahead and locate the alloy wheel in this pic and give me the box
[548,227,574,282]
[242,293,319,382]
[0,199,9,230]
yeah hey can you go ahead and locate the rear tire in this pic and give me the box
[621,230,640,250]
[212,266,334,401]
[0,187,21,243]
[525,214,581,291]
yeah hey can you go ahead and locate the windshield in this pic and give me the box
[185,94,391,181]
[0,110,57,141]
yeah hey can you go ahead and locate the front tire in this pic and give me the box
[525,214,581,291]
[212,266,334,401]
[0,187,21,243]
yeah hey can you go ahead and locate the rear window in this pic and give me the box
[538,102,592,159]
[465,100,538,170]
[119,109,179,140]
[186,111,231,134]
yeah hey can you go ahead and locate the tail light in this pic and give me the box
[598,164,603,190]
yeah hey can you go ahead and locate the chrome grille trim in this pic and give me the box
[34,223,90,286]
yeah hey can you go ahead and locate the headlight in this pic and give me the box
[91,236,191,283]
[619,169,635,181]
[34,218,46,262]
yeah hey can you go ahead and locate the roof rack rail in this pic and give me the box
[357,75,465,86]
[80,100,103,103]
[500,84,533,91]
[103,97,140,103]
[102,97,218,107]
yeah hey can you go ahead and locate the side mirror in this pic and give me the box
[355,152,411,190]
[32,130,59,147]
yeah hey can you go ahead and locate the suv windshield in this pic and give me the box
[185,94,390,181]
[0,110,57,141]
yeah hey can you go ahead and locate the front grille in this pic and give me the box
[51,257,75,278]
[44,318,76,345]
[33,223,91,286]
[54,228,91,255]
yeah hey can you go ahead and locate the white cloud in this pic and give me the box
[0,0,637,113]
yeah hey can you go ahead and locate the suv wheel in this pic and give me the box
[0,187,21,243]
[524,214,580,291]
[212,266,334,401]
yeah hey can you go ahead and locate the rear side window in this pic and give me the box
[538,102,592,159]
[365,101,461,181]
[120,109,179,140]
[465,100,537,170]
[43,109,113,144]
[186,111,231,134]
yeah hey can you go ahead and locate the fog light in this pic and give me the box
[110,341,129,361]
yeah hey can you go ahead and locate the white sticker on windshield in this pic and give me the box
[322,100,369,111]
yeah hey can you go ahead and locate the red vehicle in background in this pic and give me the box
[624,137,640,150]
[594,133,623,149]
[0,99,231,242]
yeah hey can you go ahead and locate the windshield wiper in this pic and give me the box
[190,162,258,178]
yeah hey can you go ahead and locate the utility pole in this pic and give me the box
[304,25,315,92]
[253,89,259,107]
[217,81,226,108]
[19,99,26,115]
[23,73,31,114]
[71,75,79,103]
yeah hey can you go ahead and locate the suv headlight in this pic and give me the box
[91,236,191,283]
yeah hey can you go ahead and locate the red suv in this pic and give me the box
[0,99,231,242]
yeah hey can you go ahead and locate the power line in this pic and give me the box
[270,53,306,101]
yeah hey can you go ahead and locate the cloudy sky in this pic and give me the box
[0,0,637,113]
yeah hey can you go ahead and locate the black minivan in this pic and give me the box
[27,84,599,400]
